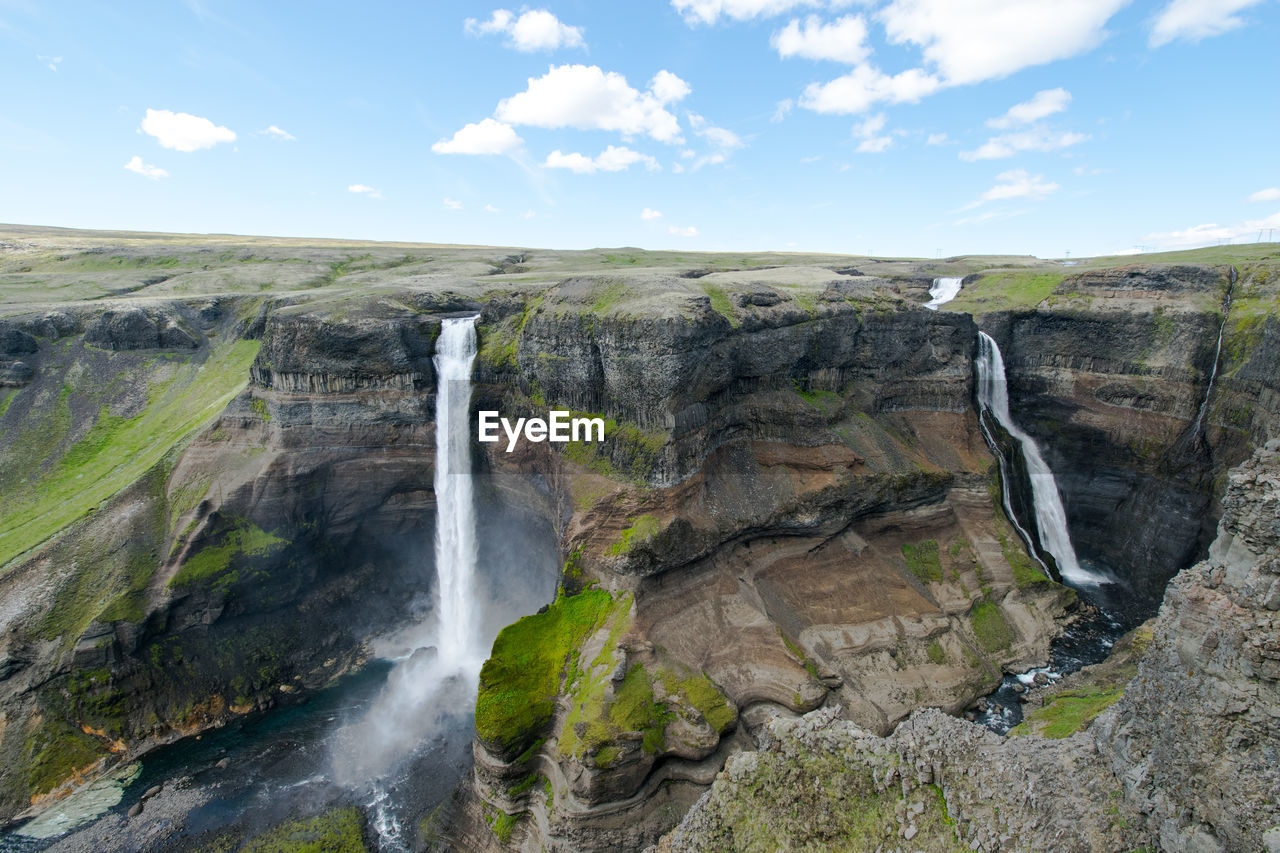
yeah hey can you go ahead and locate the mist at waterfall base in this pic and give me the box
[0,317,558,851]
[973,331,1138,734]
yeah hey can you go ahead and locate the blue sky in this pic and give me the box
[2,0,1277,257]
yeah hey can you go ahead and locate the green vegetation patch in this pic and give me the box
[23,716,110,796]
[487,809,520,844]
[607,514,662,556]
[475,588,623,756]
[702,284,739,326]
[559,411,666,483]
[0,337,260,569]
[969,599,1015,653]
[239,806,369,853]
[902,540,943,583]
[926,639,947,665]
[0,388,18,420]
[946,269,1064,313]
[168,519,287,589]
[1012,686,1124,739]
[998,531,1051,588]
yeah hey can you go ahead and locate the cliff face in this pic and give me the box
[655,440,1280,853]
[0,295,558,822]
[2,233,1276,850]
[454,274,1077,852]
[974,263,1279,602]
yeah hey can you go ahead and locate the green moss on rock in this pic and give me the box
[902,540,943,583]
[168,519,287,589]
[608,514,662,556]
[475,588,621,757]
[969,599,1015,653]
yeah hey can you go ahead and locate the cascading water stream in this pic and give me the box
[1190,265,1237,443]
[924,276,963,310]
[975,332,1104,586]
[333,315,484,851]
[432,316,482,665]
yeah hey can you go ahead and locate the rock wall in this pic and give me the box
[654,440,1280,852]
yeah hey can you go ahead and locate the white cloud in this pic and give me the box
[543,145,661,174]
[852,112,893,153]
[671,0,819,25]
[771,98,794,123]
[641,207,663,220]
[856,136,893,153]
[685,113,745,168]
[772,15,871,64]
[800,63,941,114]
[432,118,524,155]
[966,169,1060,207]
[140,108,236,152]
[261,125,296,140]
[987,88,1072,129]
[123,156,168,180]
[1150,0,1264,47]
[878,0,1127,86]
[495,65,690,143]
[37,54,61,72]
[484,203,501,213]
[1249,187,1280,203]
[668,224,700,237]
[443,197,463,210]
[1141,211,1280,250]
[465,8,586,51]
[960,128,1089,161]
[522,209,537,219]
[926,132,948,145]
[349,184,384,199]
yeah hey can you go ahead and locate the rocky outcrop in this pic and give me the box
[655,440,1280,852]
[83,306,199,350]
[1098,439,1280,851]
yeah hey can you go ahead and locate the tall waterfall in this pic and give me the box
[433,316,481,664]
[1190,265,1237,443]
[924,276,963,310]
[975,332,1103,586]
[332,316,483,849]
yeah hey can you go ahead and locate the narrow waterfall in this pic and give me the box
[975,332,1104,586]
[433,316,482,663]
[332,316,483,850]
[1190,265,1237,442]
[924,276,964,310]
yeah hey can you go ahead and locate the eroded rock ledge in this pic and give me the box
[652,440,1280,853]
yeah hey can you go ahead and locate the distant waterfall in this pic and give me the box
[975,332,1103,586]
[433,316,481,663]
[924,276,963,310]
[1190,265,1237,443]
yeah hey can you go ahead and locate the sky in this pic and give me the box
[1,0,1278,258]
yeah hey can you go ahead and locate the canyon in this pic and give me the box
[0,225,1277,851]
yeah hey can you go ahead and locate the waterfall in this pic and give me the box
[1190,265,1237,443]
[924,276,963,310]
[975,332,1104,586]
[332,316,484,849]
[433,316,482,663]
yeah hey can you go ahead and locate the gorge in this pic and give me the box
[0,226,1277,852]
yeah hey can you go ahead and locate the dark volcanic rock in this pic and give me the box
[250,313,441,393]
[84,307,198,351]
[0,325,38,355]
[0,361,34,386]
